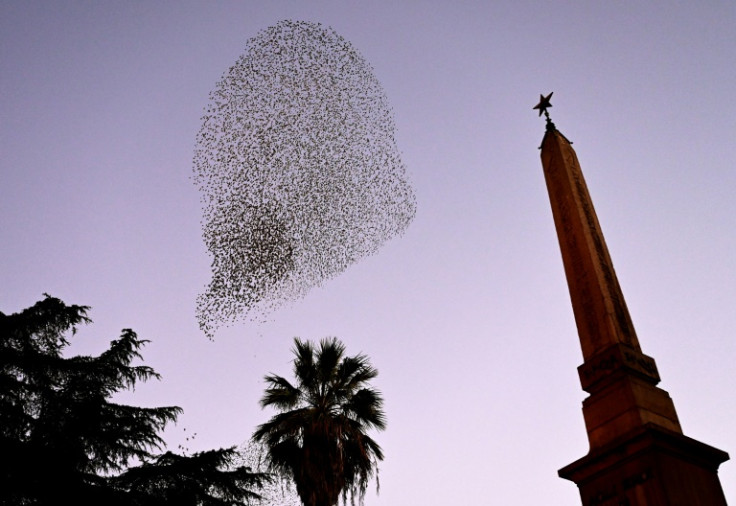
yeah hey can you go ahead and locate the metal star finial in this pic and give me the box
[533,92,555,131]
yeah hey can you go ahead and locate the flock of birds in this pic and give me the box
[193,20,416,337]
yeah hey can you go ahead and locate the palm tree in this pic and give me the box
[253,337,386,506]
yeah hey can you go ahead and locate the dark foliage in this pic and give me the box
[253,338,385,506]
[113,448,266,506]
[0,295,264,506]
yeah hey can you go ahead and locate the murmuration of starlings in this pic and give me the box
[193,20,416,338]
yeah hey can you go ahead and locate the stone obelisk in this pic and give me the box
[535,93,729,505]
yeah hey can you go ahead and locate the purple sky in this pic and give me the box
[2,2,735,504]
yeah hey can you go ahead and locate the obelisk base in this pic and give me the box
[559,423,729,505]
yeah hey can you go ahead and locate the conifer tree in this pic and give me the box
[0,295,264,505]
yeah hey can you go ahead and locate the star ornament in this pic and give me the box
[533,92,553,116]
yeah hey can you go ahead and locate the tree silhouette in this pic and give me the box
[253,338,386,506]
[0,295,265,505]
[113,448,265,506]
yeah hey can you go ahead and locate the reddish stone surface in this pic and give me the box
[540,127,728,504]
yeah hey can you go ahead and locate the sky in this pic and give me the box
[1,1,735,504]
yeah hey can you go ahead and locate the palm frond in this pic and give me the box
[261,374,300,409]
[315,338,344,391]
[292,339,316,393]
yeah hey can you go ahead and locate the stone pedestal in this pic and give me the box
[559,424,729,506]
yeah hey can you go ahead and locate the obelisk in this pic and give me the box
[535,93,729,505]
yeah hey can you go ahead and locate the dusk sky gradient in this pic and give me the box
[2,2,735,504]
